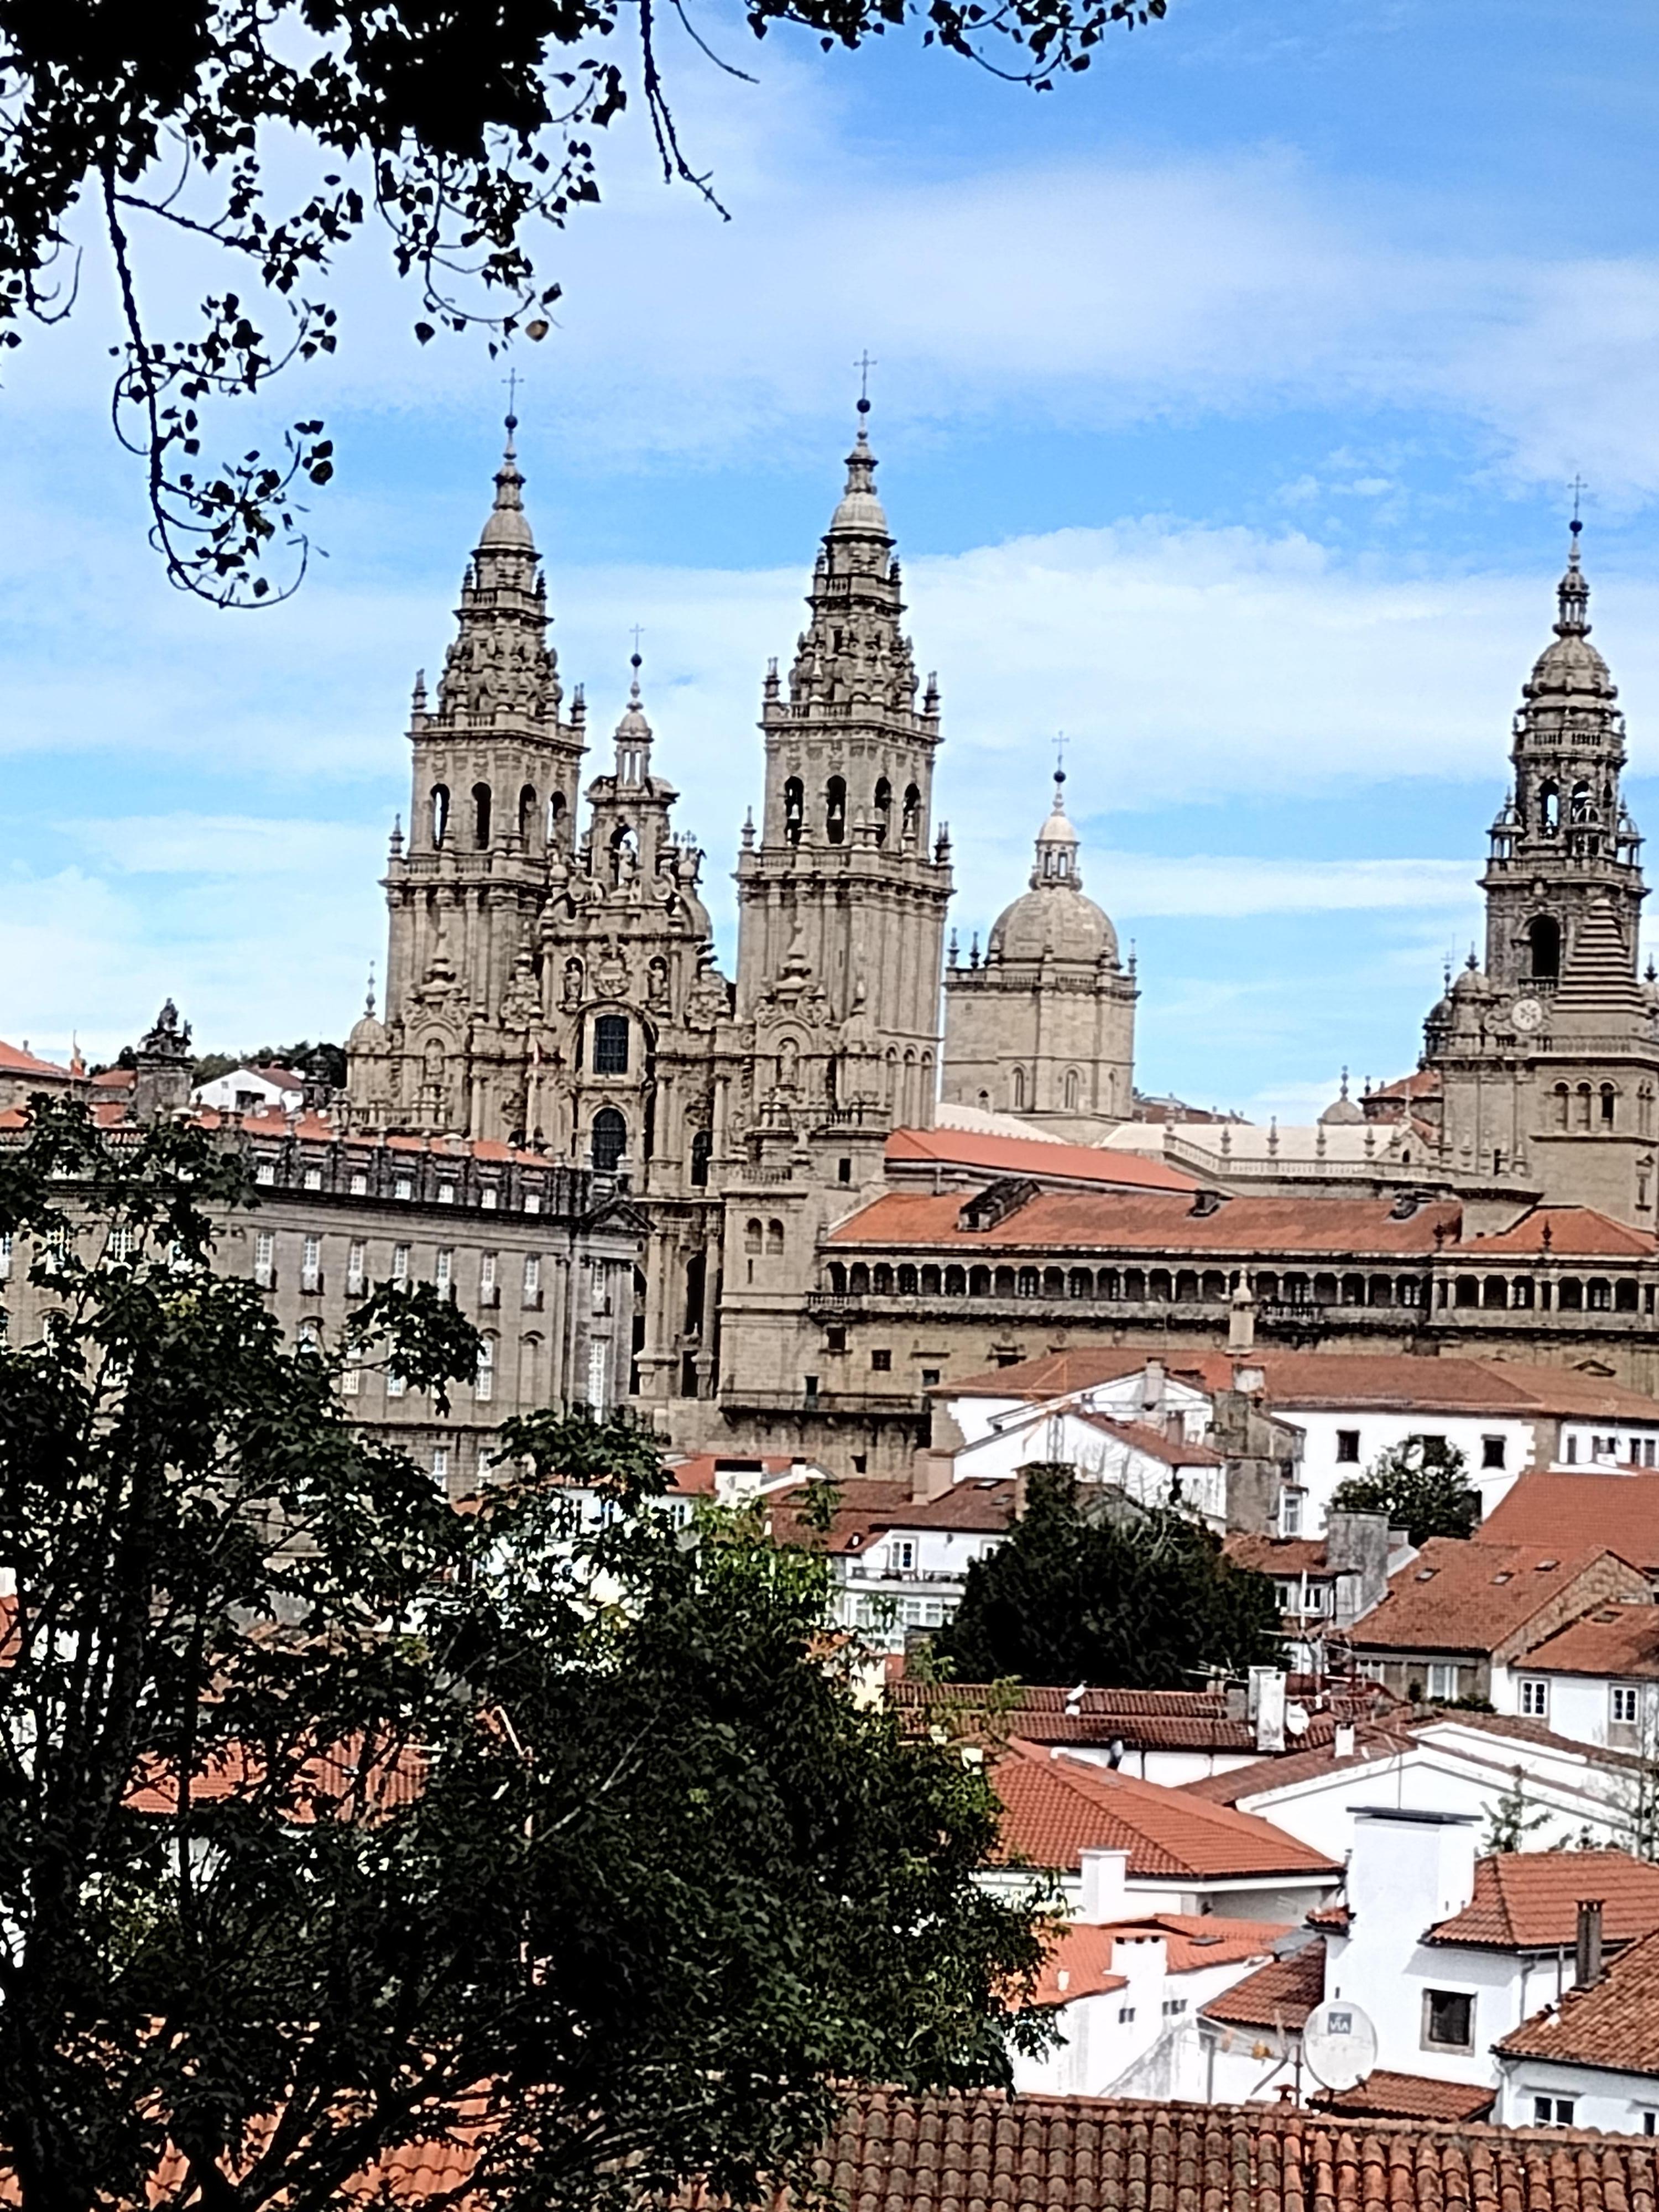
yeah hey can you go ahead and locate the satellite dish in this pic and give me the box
[1286,1702,1310,1738]
[1302,1999,1378,2092]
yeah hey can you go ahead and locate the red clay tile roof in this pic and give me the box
[885,1125,1196,1193]
[1499,1922,1659,2073]
[831,1188,1460,1257]
[895,1680,1394,1758]
[1451,1205,1659,1258]
[1427,1851,1659,1950]
[103,2086,1659,2206]
[1031,1914,1287,2006]
[1307,1902,1351,1931]
[1198,1939,1326,2030]
[941,1347,1659,1422]
[1481,1474,1659,1575]
[0,1039,72,1078]
[1521,1602,1659,1681]
[91,1065,134,1087]
[992,1743,1342,1881]
[1349,1539,1641,1659]
[1370,1070,1442,1103]
[896,1480,1019,1531]
[1073,1412,1225,1467]
[1225,1536,1340,1577]
[1179,1721,1423,1806]
[1311,2072,1495,2124]
[661,1454,805,1496]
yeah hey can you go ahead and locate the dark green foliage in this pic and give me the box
[1331,1434,1481,1546]
[0,1102,1046,2212]
[933,1466,1280,1689]
[0,0,1163,605]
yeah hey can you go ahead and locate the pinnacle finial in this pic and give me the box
[364,962,377,1018]
[1556,491,1591,637]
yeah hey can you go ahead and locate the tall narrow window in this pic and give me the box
[435,1248,453,1293]
[592,1108,627,1172]
[902,783,921,841]
[301,1236,321,1292]
[254,1232,275,1288]
[523,1255,541,1307]
[472,781,492,849]
[1011,1066,1025,1112]
[1603,1084,1618,1128]
[476,1337,494,1402]
[547,790,566,848]
[1528,915,1561,979]
[518,784,536,842]
[347,1241,366,1295]
[784,777,805,847]
[690,1129,711,1187]
[825,775,847,845]
[593,1014,629,1074]
[386,1366,405,1399]
[481,1252,498,1306]
[873,776,891,845]
[430,782,450,847]
[392,1243,409,1286]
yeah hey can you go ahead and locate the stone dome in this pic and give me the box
[989,881,1118,965]
[828,425,889,538]
[1318,1072,1364,1126]
[479,428,534,551]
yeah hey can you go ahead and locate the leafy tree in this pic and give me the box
[0,1100,1046,2212]
[0,0,1166,608]
[1331,1434,1481,1547]
[1481,1768,1550,1855]
[932,1465,1280,1689]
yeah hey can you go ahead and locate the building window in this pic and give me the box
[593,1014,629,1075]
[301,1236,321,1292]
[481,1185,498,1211]
[1613,1684,1641,1725]
[826,1326,847,1353]
[0,1232,11,1281]
[385,1368,406,1399]
[523,1255,541,1307]
[481,1253,498,1306]
[437,1182,455,1206]
[804,1374,819,1405]
[893,1540,916,1571]
[691,1130,711,1188]
[255,1160,276,1187]
[1641,2111,1657,2137]
[340,1361,361,1397]
[1520,1678,1549,1718]
[1422,1990,1474,2051]
[1483,1435,1507,1469]
[870,1348,892,1372]
[1117,2007,1135,2025]
[394,1176,413,1201]
[592,1108,627,1173]
[922,1367,941,1386]
[435,1248,453,1293]
[524,1190,542,1217]
[347,1241,366,1295]
[1161,1999,1188,2017]
[254,1231,275,1288]
[1305,1582,1331,1615]
[392,1244,409,1286]
[1335,1430,1360,1464]
[303,1166,322,1192]
[1280,1488,1305,1537]
[350,1171,368,1196]
[1566,1434,1579,1463]
[587,1338,609,1415]
[1533,2098,1575,2127]
[476,1338,494,1403]
[432,1447,449,1486]
[1428,1662,1461,1701]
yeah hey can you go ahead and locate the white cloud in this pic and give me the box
[1092,852,1473,919]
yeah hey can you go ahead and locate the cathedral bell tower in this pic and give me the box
[355,414,587,1136]
[1425,526,1659,1225]
[734,404,953,1134]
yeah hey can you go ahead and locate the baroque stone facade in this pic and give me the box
[347,404,953,1442]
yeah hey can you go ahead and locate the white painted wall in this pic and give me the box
[1498,2057,1659,2135]
[1493,1662,1655,1751]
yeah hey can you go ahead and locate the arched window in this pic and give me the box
[744,1218,763,1255]
[1018,1266,1040,1297]
[873,777,891,846]
[825,775,847,845]
[897,1262,918,1295]
[430,783,451,847]
[1011,1066,1026,1112]
[1641,1086,1655,1138]
[592,1108,627,1172]
[1577,1084,1593,1132]
[1571,779,1594,824]
[943,1265,966,1295]
[1482,1276,1508,1308]
[547,790,566,848]
[902,784,921,841]
[518,784,537,843]
[1601,1083,1618,1129]
[1541,781,1561,834]
[784,778,805,847]
[593,1014,629,1075]
[685,1249,708,1329]
[873,1263,894,1295]
[1589,1277,1613,1311]
[472,782,492,849]
[609,823,637,885]
[1528,916,1561,980]
[827,1261,847,1296]
[920,1265,941,1295]
[977,1089,990,1109]
[1063,1068,1081,1112]
[849,1262,870,1295]
[1554,1083,1571,1131]
[1044,1267,1066,1298]
[968,1266,990,1297]
[766,1220,785,1258]
[690,1129,711,1187]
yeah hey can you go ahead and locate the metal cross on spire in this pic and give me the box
[1054,731,1069,789]
[854,351,877,417]
[629,623,644,671]
[1569,473,1588,535]
[504,366,521,427]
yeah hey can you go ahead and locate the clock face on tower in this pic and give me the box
[1511,995,1545,1034]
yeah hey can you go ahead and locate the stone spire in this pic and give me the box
[613,649,653,786]
[433,413,561,728]
[784,404,920,721]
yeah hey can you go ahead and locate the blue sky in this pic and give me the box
[5,0,1659,1118]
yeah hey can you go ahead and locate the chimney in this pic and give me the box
[1228,1281,1256,1355]
[1139,1358,1166,1422]
[910,1447,954,1503]
[1077,1846,1130,1925]
[1575,1898,1605,1990]
[1250,1666,1287,1753]
[1333,1723,1357,1760]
